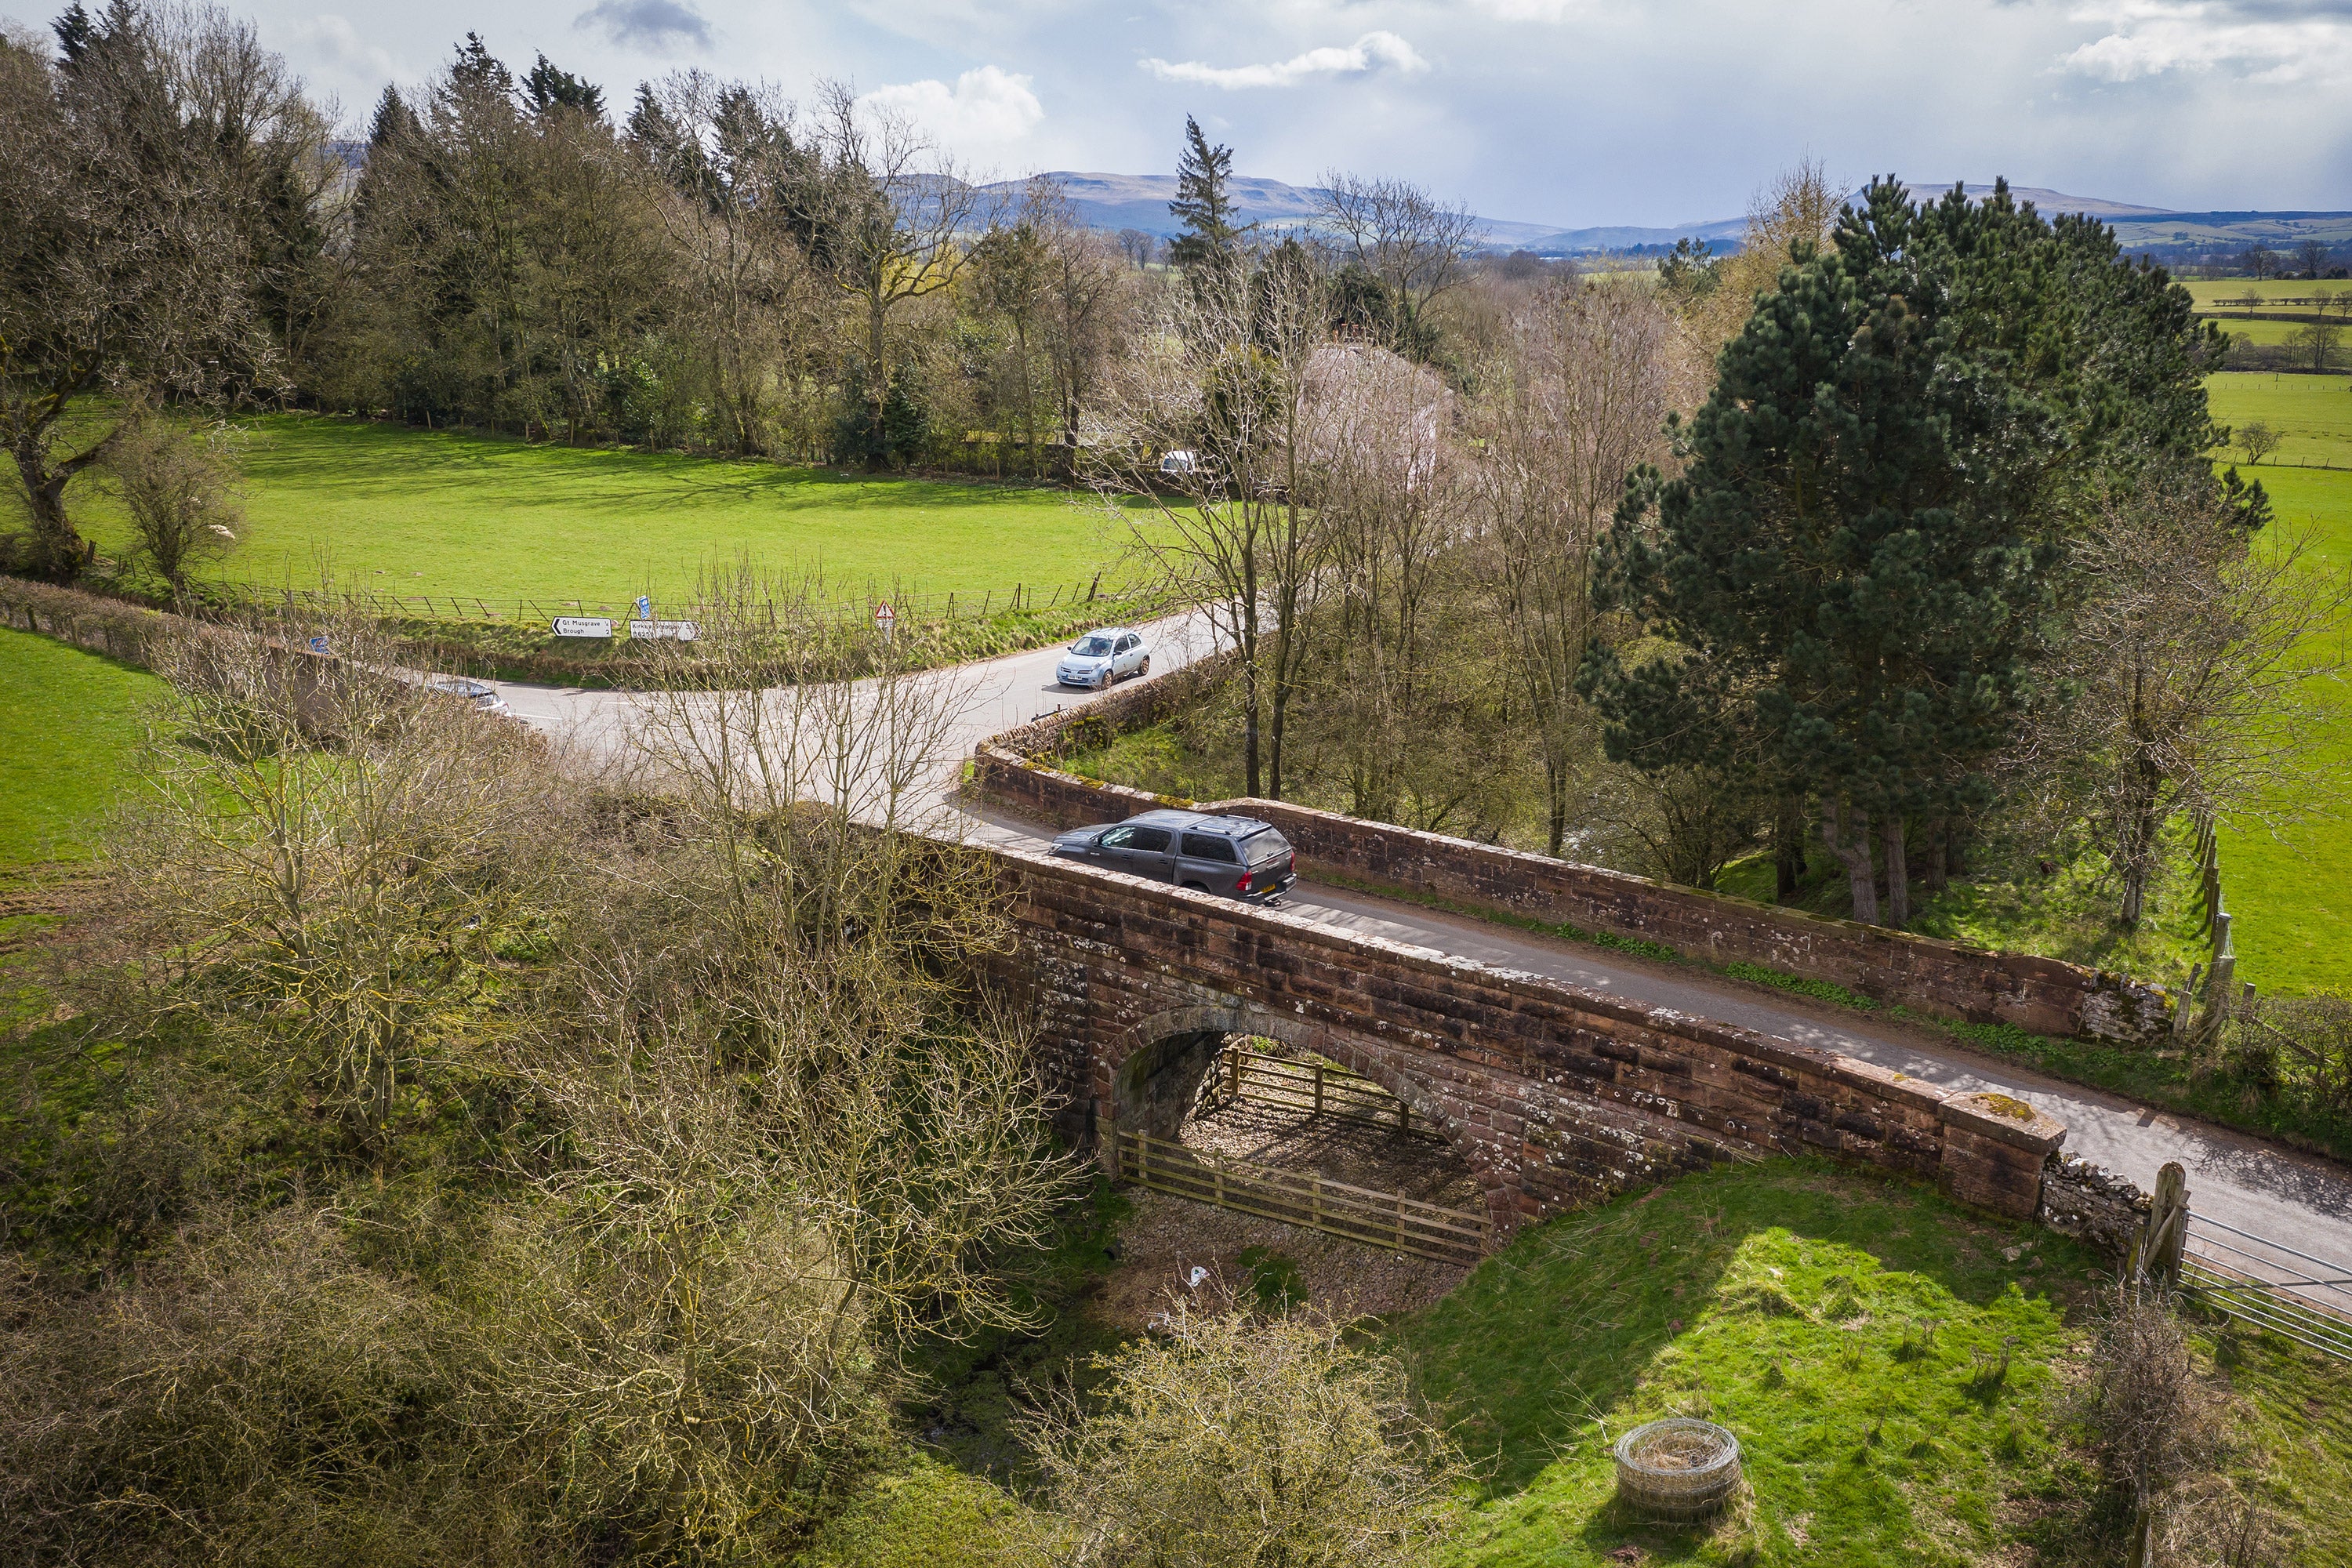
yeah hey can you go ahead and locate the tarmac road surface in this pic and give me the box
[473,620,2352,1290]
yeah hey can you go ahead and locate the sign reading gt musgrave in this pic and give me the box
[551,616,614,638]
[629,619,699,641]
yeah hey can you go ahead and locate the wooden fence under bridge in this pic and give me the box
[1208,1046,1444,1140]
[1110,1129,1490,1265]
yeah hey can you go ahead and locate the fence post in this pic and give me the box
[1312,1173,1324,1232]
[2140,1161,2190,1289]
[1396,1188,1407,1253]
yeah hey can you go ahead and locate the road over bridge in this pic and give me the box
[481,622,2352,1265]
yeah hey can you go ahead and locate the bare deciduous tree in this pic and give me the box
[1312,172,1478,358]
[0,5,296,578]
[2285,318,2343,376]
[2013,473,2350,927]
[811,80,983,451]
[1304,342,1478,826]
[104,405,245,595]
[1475,276,1678,855]
[1014,1298,1465,1568]
[97,612,576,1148]
[1091,245,1328,798]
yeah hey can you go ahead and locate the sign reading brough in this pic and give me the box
[552,616,614,639]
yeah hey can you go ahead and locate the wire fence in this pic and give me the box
[198,572,1138,631]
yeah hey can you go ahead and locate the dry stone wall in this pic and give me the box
[2035,1152,2153,1260]
[973,695,2175,1047]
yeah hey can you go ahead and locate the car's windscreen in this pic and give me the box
[1240,829,1290,864]
[1072,635,1113,656]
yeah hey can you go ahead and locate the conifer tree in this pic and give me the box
[1167,115,1248,276]
[1593,177,2234,926]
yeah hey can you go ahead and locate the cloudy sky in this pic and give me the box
[8,0,2348,226]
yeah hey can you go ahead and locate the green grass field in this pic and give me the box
[2187,280,2352,311]
[69,415,1146,612]
[0,626,159,869]
[2199,377,2352,993]
[2213,317,2352,354]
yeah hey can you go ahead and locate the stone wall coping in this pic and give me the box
[1939,1091,2069,1155]
[974,742,2176,1044]
[997,840,2014,1143]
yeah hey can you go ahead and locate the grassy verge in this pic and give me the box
[1396,1157,2350,1566]
[379,591,1177,688]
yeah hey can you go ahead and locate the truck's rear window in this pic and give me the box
[1240,828,1290,864]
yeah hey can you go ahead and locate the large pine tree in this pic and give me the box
[1589,178,2228,926]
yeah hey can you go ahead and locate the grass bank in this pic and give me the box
[1399,1159,2350,1566]
[803,1159,2352,1565]
[0,626,159,869]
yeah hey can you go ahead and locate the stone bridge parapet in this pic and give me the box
[975,717,2172,1045]
[988,844,2066,1240]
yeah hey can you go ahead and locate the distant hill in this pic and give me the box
[996,171,2351,259]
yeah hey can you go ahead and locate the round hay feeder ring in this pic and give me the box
[1613,1418,1741,1520]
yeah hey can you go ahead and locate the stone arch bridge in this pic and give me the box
[987,845,2065,1242]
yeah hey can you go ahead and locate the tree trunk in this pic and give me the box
[10,434,101,581]
[1821,798,1878,925]
[1773,797,1807,902]
[1882,815,1910,927]
[1240,552,1262,800]
[2116,755,2165,930]
[1923,816,1948,892]
[1546,751,1570,859]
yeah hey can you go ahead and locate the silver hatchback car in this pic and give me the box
[1050,808,1295,901]
[1056,626,1151,690]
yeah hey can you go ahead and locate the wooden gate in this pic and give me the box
[1211,1046,1440,1138]
[1112,1129,1489,1265]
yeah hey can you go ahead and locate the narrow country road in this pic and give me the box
[473,625,2352,1280]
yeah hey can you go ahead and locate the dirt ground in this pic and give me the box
[1096,1187,1471,1328]
[1094,1087,1486,1327]
[1178,1092,1484,1210]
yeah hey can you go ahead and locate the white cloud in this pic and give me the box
[1139,31,1431,90]
[858,65,1045,149]
[2058,1,2352,81]
[281,15,398,83]
[1463,0,1588,21]
[575,0,716,53]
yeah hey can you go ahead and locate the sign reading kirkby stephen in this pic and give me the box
[628,619,699,641]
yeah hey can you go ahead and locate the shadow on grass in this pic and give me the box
[1396,1157,2107,1567]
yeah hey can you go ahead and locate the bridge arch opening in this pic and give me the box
[1107,1007,1490,1258]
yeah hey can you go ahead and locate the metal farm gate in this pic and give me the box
[2180,1211,2352,1362]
